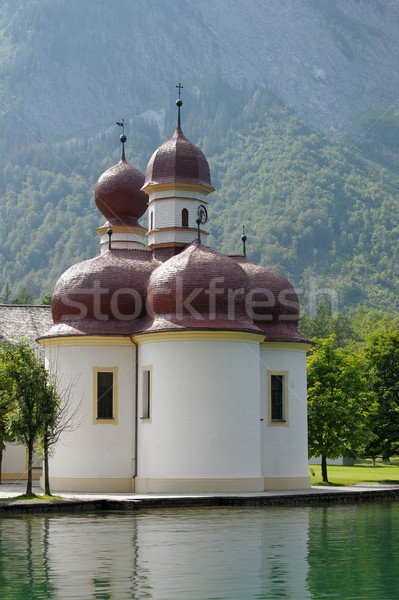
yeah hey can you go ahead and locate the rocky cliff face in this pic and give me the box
[1,0,398,143]
[195,0,399,134]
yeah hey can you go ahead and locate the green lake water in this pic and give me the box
[0,501,398,599]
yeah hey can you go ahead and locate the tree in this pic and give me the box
[307,336,375,482]
[350,307,399,352]
[39,293,52,305]
[37,377,59,496]
[0,388,14,484]
[0,351,14,483]
[11,284,34,305]
[363,330,399,461]
[37,368,79,496]
[1,339,49,494]
[299,301,356,348]
[0,283,12,304]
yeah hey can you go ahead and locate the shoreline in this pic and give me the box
[1,483,398,515]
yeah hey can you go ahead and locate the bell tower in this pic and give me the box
[142,84,214,260]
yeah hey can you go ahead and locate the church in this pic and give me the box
[36,94,311,493]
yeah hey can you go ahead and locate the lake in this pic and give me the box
[0,502,398,599]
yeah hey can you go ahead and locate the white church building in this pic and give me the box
[34,98,312,493]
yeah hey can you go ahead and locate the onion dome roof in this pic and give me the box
[146,240,261,333]
[231,256,308,342]
[95,157,148,227]
[46,249,160,337]
[143,126,214,190]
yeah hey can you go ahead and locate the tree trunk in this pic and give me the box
[321,455,328,483]
[44,435,50,496]
[0,448,2,484]
[26,441,33,495]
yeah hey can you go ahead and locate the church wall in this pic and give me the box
[44,340,136,492]
[149,197,202,228]
[147,195,209,247]
[1,442,42,480]
[135,335,262,491]
[148,228,206,246]
[260,344,310,489]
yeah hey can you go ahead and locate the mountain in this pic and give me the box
[2,0,399,141]
[0,0,398,314]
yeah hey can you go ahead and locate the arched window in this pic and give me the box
[182,208,189,227]
[150,211,154,231]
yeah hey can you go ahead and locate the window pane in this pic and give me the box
[97,372,113,419]
[143,370,151,419]
[271,375,284,421]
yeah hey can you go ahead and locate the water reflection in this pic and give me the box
[0,503,397,599]
[307,502,399,599]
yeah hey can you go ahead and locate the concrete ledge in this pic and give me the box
[0,488,398,516]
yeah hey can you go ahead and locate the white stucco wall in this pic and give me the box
[260,344,309,480]
[2,443,27,475]
[147,193,209,247]
[44,340,136,482]
[136,335,262,480]
[41,335,309,492]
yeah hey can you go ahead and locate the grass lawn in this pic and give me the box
[0,493,63,502]
[309,457,399,486]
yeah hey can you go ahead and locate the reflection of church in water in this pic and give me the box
[6,508,312,598]
[38,91,311,493]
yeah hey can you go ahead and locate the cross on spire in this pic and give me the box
[176,82,183,127]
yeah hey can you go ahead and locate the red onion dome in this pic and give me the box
[46,250,160,337]
[146,241,261,332]
[143,126,214,190]
[231,256,307,342]
[95,158,148,227]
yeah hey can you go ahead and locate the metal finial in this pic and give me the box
[107,228,113,250]
[176,83,183,127]
[241,225,247,257]
[116,119,126,161]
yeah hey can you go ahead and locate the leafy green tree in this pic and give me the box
[350,307,399,351]
[363,330,399,461]
[39,293,52,305]
[299,301,356,348]
[307,336,375,482]
[1,339,49,494]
